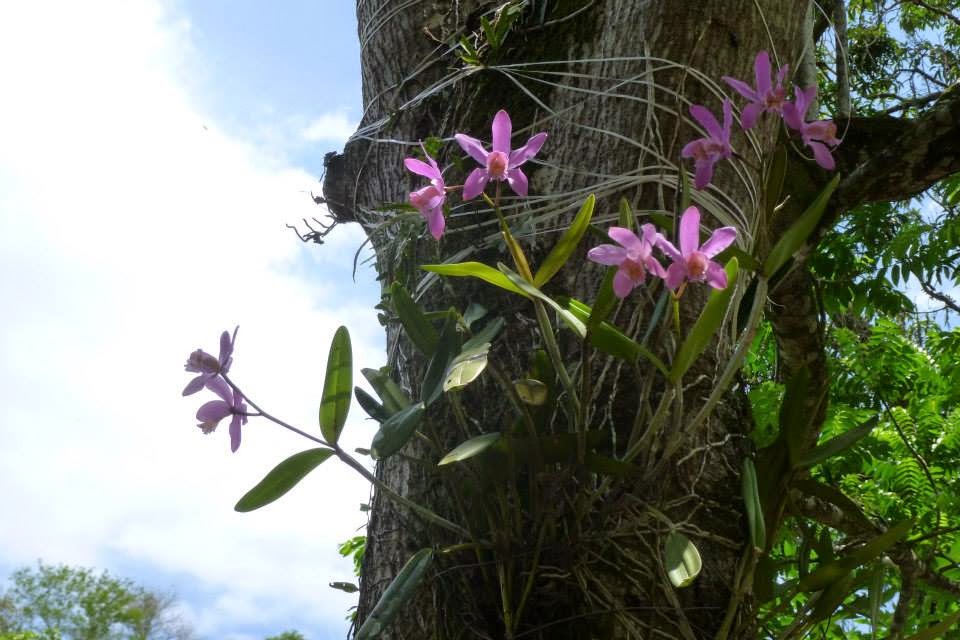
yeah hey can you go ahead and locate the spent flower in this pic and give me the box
[722,50,790,129]
[681,99,734,190]
[587,225,666,298]
[455,109,547,200]
[404,145,448,239]
[657,206,737,291]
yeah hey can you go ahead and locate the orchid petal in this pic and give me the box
[587,244,627,266]
[206,376,232,403]
[462,168,489,200]
[680,139,703,159]
[491,110,512,153]
[694,158,715,190]
[182,375,207,397]
[612,268,636,298]
[776,62,789,87]
[455,133,489,165]
[506,167,528,197]
[722,76,758,101]
[404,157,441,180]
[219,330,233,364]
[229,414,242,453]
[608,227,643,252]
[700,226,737,258]
[197,400,231,423]
[426,207,445,240]
[665,262,687,290]
[689,104,723,139]
[645,255,667,279]
[509,132,547,167]
[679,206,701,256]
[641,223,662,249]
[754,50,772,94]
[705,261,729,289]
[657,236,682,262]
[721,99,734,140]
[781,102,803,131]
[741,102,763,130]
[808,140,836,170]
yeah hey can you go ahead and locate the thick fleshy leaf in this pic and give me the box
[370,402,425,460]
[514,379,548,405]
[391,282,439,356]
[498,263,586,337]
[664,532,702,588]
[422,313,460,407]
[422,262,529,298]
[588,267,618,329]
[361,367,411,415]
[462,316,504,352]
[443,343,490,392]
[355,549,434,640]
[534,194,596,287]
[329,582,359,594]
[355,386,389,422]
[781,367,812,466]
[319,326,352,445]
[438,432,501,466]
[742,458,766,552]
[794,416,878,469]
[668,258,739,383]
[806,571,856,627]
[562,298,669,376]
[235,448,335,512]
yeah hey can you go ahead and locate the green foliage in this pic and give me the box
[264,632,306,640]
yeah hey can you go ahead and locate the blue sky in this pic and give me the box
[0,2,381,639]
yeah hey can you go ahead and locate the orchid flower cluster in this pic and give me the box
[182,327,248,452]
[683,50,841,189]
[404,109,547,239]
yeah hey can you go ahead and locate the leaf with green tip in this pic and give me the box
[498,263,586,337]
[762,174,839,276]
[664,532,702,588]
[235,448,335,512]
[355,387,389,422]
[534,194,596,287]
[794,416,878,469]
[438,433,501,466]
[391,282,438,356]
[370,402,425,460]
[444,343,490,392]
[618,197,635,228]
[354,549,434,640]
[361,368,410,415]
[422,313,461,407]
[421,262,529,297]
[319,326,352,444]
[668,258,739,383]
[588,267,618,329]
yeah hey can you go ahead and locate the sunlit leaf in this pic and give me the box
[319,326,352,444]
[534,194,595,287]
[664,532,702,588]
[438,433,501,466]
[235,448,335,512]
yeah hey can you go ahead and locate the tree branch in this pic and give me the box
[909,0,960,28]
[919,278,960,313]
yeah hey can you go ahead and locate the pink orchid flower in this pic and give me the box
[587,225,666,298]
[681,99,734,190]
[781,86,840,170]
[404,146,447,240]
[657,206,737,290]
[196,376,248,453]
[722,50,789,129]
[454,109,547,200]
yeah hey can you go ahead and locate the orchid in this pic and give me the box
[722,50,789,129]
[455,109,547,200]
[657,206,737,290]
[182,327,237,396]
[681,99,734,190]
[404,146,447,240]
[196,376,249,453]
[587,225,666,298]
[781,86,840,170]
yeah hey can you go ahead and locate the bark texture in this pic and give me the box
[326,2,814,638]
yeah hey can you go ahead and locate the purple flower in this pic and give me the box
[681,99,734,190]
[196,376,248,453]
[587,225,666,298]
[454,109,547,200]
[183,327,237,396]
[404,145,447,240]
[781,86,840,170]
[657,206,737,290]
[722,50,789,129]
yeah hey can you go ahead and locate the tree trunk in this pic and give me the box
[325,2,808,638]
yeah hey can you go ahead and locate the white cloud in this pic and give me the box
[0,1,379,637]
[302,112,357,145]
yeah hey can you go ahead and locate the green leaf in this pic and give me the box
[514,378,548,405]
[355,387,389,422]
[583,453,637,477]
[869,565,884,639]
[618,197,635,228]
[422,262,529,298]
[362,367,411,415]
[498,263,586,337]
[235,448,335,512]
[391,282,438,356]
[463,303,488,328]
[329,581,358,593]
[669,258,740,383]
[588,267,618,329]
[354,549,434,640]
[462,316,504,352]
[806,571,856,627]
[901,609,960,640]
[422,313,461,407]
[438,433,501,466]
[794,416,878,469]
[764,144,788,214]
[534,194,596,287]
[562,298,669,376]
[762,174,839,276]
[664,532,702,588]
[781,367,812,467]
[680,163,692,212]
[444,343,490,392]
[798,519,914,592]
[319,326,352,444]
[370,402,425,460]
[742,458,766,552]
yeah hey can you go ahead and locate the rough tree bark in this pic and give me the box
[320,1,960,638]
